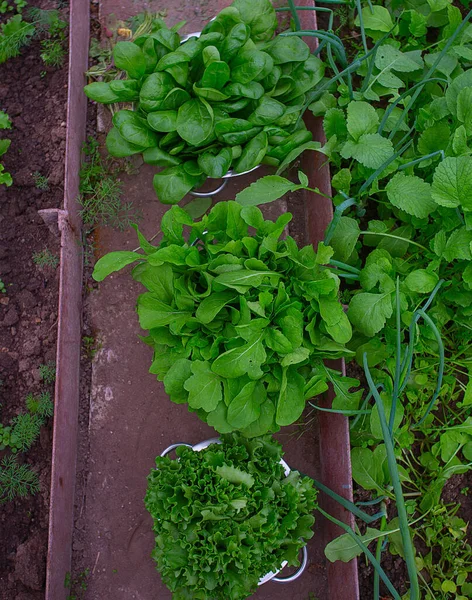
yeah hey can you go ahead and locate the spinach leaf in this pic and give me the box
[176,98,214,145]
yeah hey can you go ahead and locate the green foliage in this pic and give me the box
[0,109,12,187]
[10,413,42,452]
[0,455,39,503]
[0,8,66,66]
[38,361,56,384]
[0,0,27,14]
[26,391,54,419]
[78,136,139,231]
[93,201,353,434]
[316,3,472,598]
[0,278,6,293]
[145,434,317,600]
[83,0,326,204]
[33,248,59,270]
[39,11,67,68]
[0,14,35,63]
[32,170,49,190]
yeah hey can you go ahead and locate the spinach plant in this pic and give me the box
[84,0,326,204]
[92,201,353,435]
[145,433,317,600]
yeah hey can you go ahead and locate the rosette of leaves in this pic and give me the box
[92,201,353,435]
[84,0,325,205]
[144,433,317,600]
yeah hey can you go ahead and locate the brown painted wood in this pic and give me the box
[45,0,89,598]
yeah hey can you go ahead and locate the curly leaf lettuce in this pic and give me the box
[144,434,317,600]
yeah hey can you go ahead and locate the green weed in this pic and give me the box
[33,248,59,270]
[0,455,39,503]
[32,171,49,190]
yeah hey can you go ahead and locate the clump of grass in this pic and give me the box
[32,170,49,190]
[79,137,140,231]
[33,248,59,270]
[38,361,56,384]
[0,455,39,503]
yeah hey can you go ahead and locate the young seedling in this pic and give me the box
[33,248,59,270]
[32,170,49,190]
[0,455,39,503]
[38,361,56,384]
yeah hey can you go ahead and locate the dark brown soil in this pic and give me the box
[0,1,68,597]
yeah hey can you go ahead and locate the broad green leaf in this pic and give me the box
[176,98,214,145]
[331,168,351,193]
[264,328,293,353]
[196,292,236,324]
[84,81,120,104]
[417,122,450,156]
[227,380,263,428]
[276,367,305,426]
[92,251,142,281]
[241,399,276,437]
[432,157,472,210]
[405,269,439,293]
[341,133,394,169]
[206,402,233,434]
[231,0,278,42]
[163,359,192,404]
[346,101,378,141]
[457,87,472,136]
[106,127,144,157]
[132,263,173,303]
[330,216,360,262]
[281,347,310,367]
[375,45,422,73]
[212,335,266,379]
[348,292,393,337]
[443,227,472,262]
[0,111,11,129]
[355,6,394,32]
[184,360,222,411]
[386,173,437,219]
[370,395,404,439]
[318,296,353,344]
[113,110,158,148]
[137,294,192,329]
[351,447,386,492]
[446,69,472,117]
[153,165,204,205]
[452,125,471,157]
[235,175,300,206]
[0,139,11,157]
[198,147,232,179]
[213,269,281,292]
[424,51,457,78]
[113,41,146,79]
[324,108,348,139]
[325,527,386,562]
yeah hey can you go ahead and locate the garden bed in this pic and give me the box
[0,1,68,597]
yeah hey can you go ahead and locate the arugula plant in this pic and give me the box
[84,0,327,204]
[92,201,353,435]
[145,433,317,600]
[0,110,12,186]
